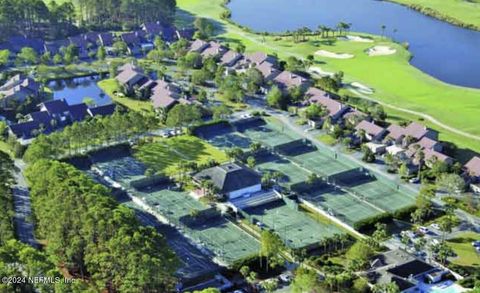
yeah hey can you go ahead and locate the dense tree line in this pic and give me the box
[74,0,176,30]
[25,159,178,292]
[0,0,176,41]
[24,111,158,163]
[0,0,75,40]
[0,151,15,244]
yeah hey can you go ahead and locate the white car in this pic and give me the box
[279,272,293,283]
[418,226,429,234]
[430,223,440,230]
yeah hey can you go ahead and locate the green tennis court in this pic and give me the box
[137,188,260,265]
[244,125,298,148]
[348,181,416,212]
[256,156,310,187]
[207,132,253,150]
[291,151,353,177]
[246,200,344,249]
[303,188,384,226]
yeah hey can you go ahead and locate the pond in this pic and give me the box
[48,75,112,106]
[228,0,480,89]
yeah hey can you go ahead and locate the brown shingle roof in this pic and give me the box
[273,71,309,89]
[465,156,480,177]
[355,120,385,137]
[220,50,243,66]
[404,122,429,140]
[255,61,280,81]
[386,124,405,140]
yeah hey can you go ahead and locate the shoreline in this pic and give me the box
[384,0,480,32]
[177,0,480,156]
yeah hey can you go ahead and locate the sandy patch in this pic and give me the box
[350,82,374,95]
[315,50,354,59]
[339,35,374,43]
[366,45,396,56]
[309,66,334,77]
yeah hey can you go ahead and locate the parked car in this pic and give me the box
[472,241,480,247]
[279,272,293,284]
[409,177,420,184]
[418,226,429,234]
[256,221,265,229]
[430,223,440,230]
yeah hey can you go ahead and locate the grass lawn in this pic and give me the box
[388,0,480,30]
[0,141,12,157]
[134,135,228,175]
[317,134,337,146]
[446,232,480,267]
[176,0,480,156]
[97,79,153,113]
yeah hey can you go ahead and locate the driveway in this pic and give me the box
[12,159,38,247]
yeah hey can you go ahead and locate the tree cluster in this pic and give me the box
[0,152,16,244]
[0,0,176,41]
[25,159,178,292]
[23,111,158,163]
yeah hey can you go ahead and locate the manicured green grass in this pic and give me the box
[317,134,337,146]
[388,0,480,30]
[446,232,480,267]
[97,79,153,113]
[134,135,228,175]
[0,141,12,157]
[176,0,480,155]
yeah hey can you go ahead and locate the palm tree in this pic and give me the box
[337,22,351,36]
[381,24,387,38]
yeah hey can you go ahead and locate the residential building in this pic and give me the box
[244,52,277,66]
[115,64,149,94]
[8,99,116,141]
[189,39,209,53]
[305,87,349,122]
[369,250,441,293]
[0,74,41,108]
[98,32,115,47]
[255,61,281,82]
[193,162,262,199]
[464,156,480,193]
[273,71,310,92]
[385,122,438,146]
[355,120,387,142]
[200,41,227,59]
[150,80,184,110]
[220,50,243,67]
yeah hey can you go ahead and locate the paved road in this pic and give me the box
[245,100,480,229]
[12,159,38,247]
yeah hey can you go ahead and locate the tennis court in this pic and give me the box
[245,199,344,249]
[207,132,253,150]
[255,153,310,187]
[302,186,384,226]
[244,124,298,148]
[93,155,146,186]
[291,150,353,177]
[136,188,259,265]
[348,180,416,212]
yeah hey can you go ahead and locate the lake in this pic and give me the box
[48,75,112,106]
[228,0,480,89]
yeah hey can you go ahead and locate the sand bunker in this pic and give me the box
[339,35,374,43]
[309,66,334,77]
[315,50,354,59]
[366,45,396,56]
[350,82,374,95]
